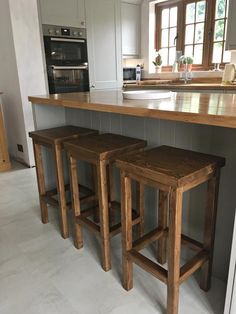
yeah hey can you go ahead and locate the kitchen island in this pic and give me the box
[29,90,236,311]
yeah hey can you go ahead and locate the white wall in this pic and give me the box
[0,0,47,166]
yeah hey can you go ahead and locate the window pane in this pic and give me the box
[194,44,203,64]
[185,45,193,57]
[169,27,177,46]
[160,48,168,66]
[214,19,225,41]
[170,7,177,27]
[196,1,206,22]
[215,0,226,19]
[169,47,176,65]
[185,25,194,44]
[162,9,169,29]
[195,23,204,43]
[212,42,223,63]
[186,3,195,24]
[223,48,231,63]
[161,29,169,47]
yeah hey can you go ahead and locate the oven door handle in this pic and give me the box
[50,65,88,70]
[50,38,85,43]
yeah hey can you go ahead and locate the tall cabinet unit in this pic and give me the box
[0,96,11,172]
[226,0,236,50]
[121,1,141,57]
[39,0,86,28]
[85,0,123,89]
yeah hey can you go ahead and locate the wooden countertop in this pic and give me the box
[28,90,236,129]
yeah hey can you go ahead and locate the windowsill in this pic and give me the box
[143,70,224,80]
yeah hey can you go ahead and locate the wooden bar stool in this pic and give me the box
[116,146,225,314]
[29,125,98,239]
[64,133,147,271]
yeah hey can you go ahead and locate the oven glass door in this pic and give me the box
[48,66,89,93]
[44,37,88,66]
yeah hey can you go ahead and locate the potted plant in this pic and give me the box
[152,52,162,73]
[179,55,194,72]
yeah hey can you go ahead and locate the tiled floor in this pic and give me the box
[0,162,226,314]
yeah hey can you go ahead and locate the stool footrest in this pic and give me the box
[181,234,204,252]
[41,195,59,208]
[128,249,168,284]
[78,216,101,236]
[132,227,168,252]
[180,250,208,284]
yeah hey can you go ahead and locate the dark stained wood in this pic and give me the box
[68,154,83,249]
[33,142,48,224]
[121,171,133,290]
[65,133,146,271]
[54,143,68,239]
[167,188,183,314]
[117,145,225,314]
[64,133,146,162]
[29,125,98,239]
[29,125,98,145]
[29,90,236,129]
[136,182,145,237]
[157,190,169,264]
[116,146,225,188]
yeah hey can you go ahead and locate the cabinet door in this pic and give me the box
[121,2,140,56]
[39,0,85,28]
[85,0,122,89]
[226,0,236,50]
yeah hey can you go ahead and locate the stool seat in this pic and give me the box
[29,125,97,146]
[117,145,225,314]
[116,145,225,187]
[29,125,98,239]
[65,133,146,161]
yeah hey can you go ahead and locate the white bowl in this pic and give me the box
[123,90,172,100]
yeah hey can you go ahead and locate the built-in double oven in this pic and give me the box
[43,24,89,94]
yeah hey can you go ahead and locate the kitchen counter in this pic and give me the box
[29,90,236,128]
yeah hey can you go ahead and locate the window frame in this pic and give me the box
[155,0,228,71]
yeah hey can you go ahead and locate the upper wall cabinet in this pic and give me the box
[39,0,86,28]
[85,0,122,89]
[226,0,236,50]
[121,1,141,57]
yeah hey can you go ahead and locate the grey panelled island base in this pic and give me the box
[29,90,236,313]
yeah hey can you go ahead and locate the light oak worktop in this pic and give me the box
[29,90,236,129]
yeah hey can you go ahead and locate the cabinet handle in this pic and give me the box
[81,21,85,26]
[90,85,95,88]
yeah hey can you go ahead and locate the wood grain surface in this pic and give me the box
[29,90,236,128]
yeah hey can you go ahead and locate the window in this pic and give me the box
[155,0,229,69]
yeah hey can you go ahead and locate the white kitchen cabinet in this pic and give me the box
[121,1,141,57]
[226,0,236,50]
[85,0,122,89]
[39,0,86,28]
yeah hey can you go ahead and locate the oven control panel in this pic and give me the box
[43,24,86,39]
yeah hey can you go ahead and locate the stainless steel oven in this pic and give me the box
[43,24,89,93]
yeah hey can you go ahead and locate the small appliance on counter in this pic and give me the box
[43,24,89,94]
[123,67,138,84]
[222,63,236,84]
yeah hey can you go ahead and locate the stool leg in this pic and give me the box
[54,144,68,239]
[136,182,145,237]
[121,171,133,291]
[107,163,115,226]
[91,164,99,223]
[200,172,220,291]
[68,154,83,249]
[33,141,48,224]
[167,188,183,314]
[97,160,111,271]
[157,190,169,264]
